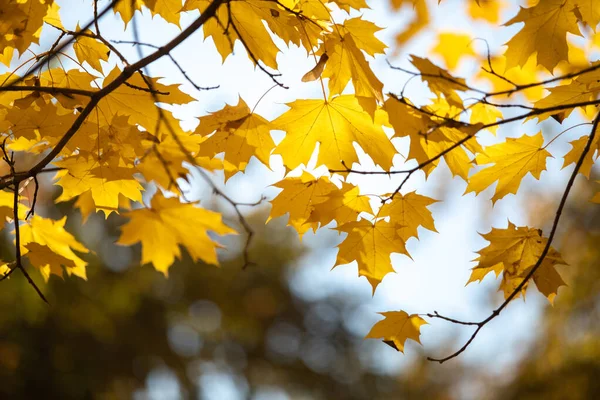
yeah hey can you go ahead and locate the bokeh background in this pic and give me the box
[0,0,599,399]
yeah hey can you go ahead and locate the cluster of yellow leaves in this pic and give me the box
[0,0,58,65]
[468,223,567,304]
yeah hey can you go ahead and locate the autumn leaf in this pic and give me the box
[468,222,567,303]
[196,97,274,179]
[53,154,144,220]
[465,132,551,203]
[467,0,505,24]
[318,17,387,110]
[410,55,468,109]
[19,216,89,281]
[73,26,110,73]
[563,134,600,178]
[183,0,299,69]
[432,32,476,70]
[268,171,338,236]
[379,192,438,242]
[385,96,483,179]
[96,67,195,130]
[307,182,374,227]
[335,219,409,291]
[365,311,427,352]
[273,95,396,170]
[504,0,581,72]
[118,193,236,275]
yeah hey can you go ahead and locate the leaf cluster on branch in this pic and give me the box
[1,0,600,363]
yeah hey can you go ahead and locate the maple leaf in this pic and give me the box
[379,192,438,242]
[73,26,110,73]
[563,134,600,178]
[365,311,427,353]
[318,18,387,110]
[467,0,505,24]
[465,132,551,203]
[114,0,183,26]
[384,96,482,179]
[53,154,144,220]
[19,216,89,281]
[335,219,409,291]
[268,171,338,236]
[96,67,194,130]
[504,0,582,72]
[5,101,77,142]
[24,243,77,282]
[410,55,467,109]
[533,79,598,122]
[469,103,503,135]
[331,0,368,13]
[38,68,97,110]
[273,95,396,170]
[196,97,274,179]
[468,222,567,303]
[432,33,476,70]
[0,191,28,221]
[307,182,374,227]
[183,0,293,69]
[118,193,236,275]
[0,0,53,64]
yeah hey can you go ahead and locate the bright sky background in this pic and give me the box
[23,0,594,398]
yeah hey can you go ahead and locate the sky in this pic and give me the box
[17,0,593,398]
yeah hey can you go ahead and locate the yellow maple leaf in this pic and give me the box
[54,155,144,220]
[331,0,369,12]
[504,0,581,72]
[24,243,76,282]
[73,28,110,73]
[532,79,597,123]
[268,171,338,236]
[468,222,567,303]
[19,216,89,281]
[384,96,482,179]
[5,101,77,142]
[470,103,503,135]
[114,0,183,26]
[307,182,373,227]
[0,191,29,221]
[196,97,274,179]
[379,192,438,242]
[335,219,409,291]
[184,0,284,69]
[465,132,551,203]
[273,95,395,170]
[410,55,467,109]
[38,68,98,110]
[432,32,476,70]
[318,18,386,112]
[96,67,194,130]
[563,134,600,178]
[467,0,506,24]
[118,193,236,275]
[365,311,427,353]
[0,0,52,64]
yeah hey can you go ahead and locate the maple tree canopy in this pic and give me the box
[1,0,600,363]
